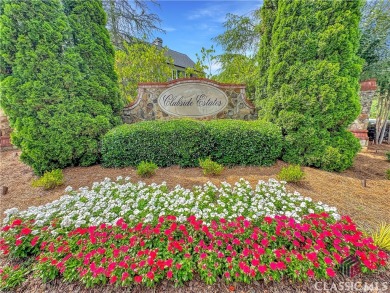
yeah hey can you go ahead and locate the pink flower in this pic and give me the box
[15,239,22,246]
[270,262,278,271]
[167,271,173,279]
[224,271,230,278]
[147,271,154,280]
[258,265,267,274]
[324,257,333,265]
[200,253,207,259]
[251,259,259,266]
[261,238,269,247]
[110,275,117,284]
[30,236,39,246]
[11,219,22,226]
[134,275,142,283]
[121,272,129,281]
[326,267,336,277]
[21,227,32,235]
[307,269,315,278]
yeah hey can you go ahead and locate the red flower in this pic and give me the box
[167,271,173,279]
[109,275,117,284]
[121,272,129,281]
[324,257,333,265]
[270,262,278,271]
[326,267,336,277]
[15,239,22,246]
[134,275,142,283]
[147,271,154,280]
[30,236,39,246]
[251,259,259,266]
[200,253,207,259]
[258,265,267,274]
[307,269,315,278]
[176,263,182,270]
[1,225,10,232]
[224,271,230,278]
[11,219,22,226]
[21,227,32,235]
[261,238,269,247]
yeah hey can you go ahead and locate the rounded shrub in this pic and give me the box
[277,165,305,183]
[101,119,212,168]
[32,169,64,190]
[136,161,158,178]
[101,119,283,168]
[199,157,224,176]
[204,120,283,166]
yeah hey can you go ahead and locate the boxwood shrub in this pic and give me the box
[203,120,283,166]
[101,119,283,168]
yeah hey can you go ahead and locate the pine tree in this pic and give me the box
[0,0,123,174]
[256,0,363,171]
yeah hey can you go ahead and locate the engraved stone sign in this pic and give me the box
[122,78,257,124]
[158,83,228,117]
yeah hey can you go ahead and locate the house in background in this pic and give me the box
[152,38,196,79]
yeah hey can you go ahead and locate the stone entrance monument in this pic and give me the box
[122,78,257,124]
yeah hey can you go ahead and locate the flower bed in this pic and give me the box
[2,178,340,235]
[1,215,388,288]
[0,178,388,289]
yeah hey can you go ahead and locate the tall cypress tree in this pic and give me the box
[0,0,122,174]
[256,0,363,171]
[63,0,124,116]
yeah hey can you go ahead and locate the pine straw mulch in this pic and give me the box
[0,144,390,292]
[11,262,390,293]
[1,144,389,231]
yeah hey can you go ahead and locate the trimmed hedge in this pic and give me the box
[101,119,283,168]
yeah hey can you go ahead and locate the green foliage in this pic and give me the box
[212,9,261,100]
[203,120,283,166]
[32,169,64,190]
[358,0,390,92]
[386,169,390,180]
[192,46,216,79]
[213,54,258,100]
[101,119,283,168]
[199,157,224,176]
[136,161,158,178]
[386,152,390,161]
[0,0,123,175]
[370,222,390,251]
[0,264,29,290]
[277,165,305,183]
[256,0,363,172]
[213,10,261,55]
[115,41,173,102]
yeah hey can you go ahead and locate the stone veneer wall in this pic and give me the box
[0,108,13,150]
[349,79,377,147]
[122,78,257,124]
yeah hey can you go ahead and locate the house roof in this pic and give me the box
[153,38,195,69]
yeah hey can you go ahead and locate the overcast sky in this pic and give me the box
[149,0,262,73]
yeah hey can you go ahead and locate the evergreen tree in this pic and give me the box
[64,0,124,115]
[0,0,123,174]
[256,0,363,171]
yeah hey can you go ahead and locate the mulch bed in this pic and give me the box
[13,262,390,293]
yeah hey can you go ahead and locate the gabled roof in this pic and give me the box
[166,49,195,69]
[153,38,195,69]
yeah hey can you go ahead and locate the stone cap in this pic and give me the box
[138,78,246,89]
[360,79,377,91]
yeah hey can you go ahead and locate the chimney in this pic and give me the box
[153,37,163,47]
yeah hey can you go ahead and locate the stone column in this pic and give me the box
[0,108,13,150]
[349,79,377,147]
